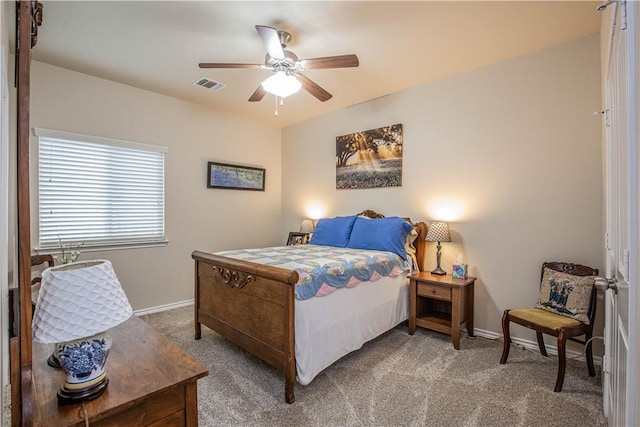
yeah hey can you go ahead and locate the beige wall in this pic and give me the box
[26,61,282,311]
[282,34,603,339]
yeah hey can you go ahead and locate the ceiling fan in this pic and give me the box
[199,25,359,103]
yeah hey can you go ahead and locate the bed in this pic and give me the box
[192,210,427,403]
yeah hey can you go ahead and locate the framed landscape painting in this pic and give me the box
[207,162,265,191]
[335,123,403,190]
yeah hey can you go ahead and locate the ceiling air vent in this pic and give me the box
[194,77,225,92]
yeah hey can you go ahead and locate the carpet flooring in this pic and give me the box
[140,306,606,427]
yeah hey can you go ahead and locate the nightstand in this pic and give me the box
[408,272,476,350]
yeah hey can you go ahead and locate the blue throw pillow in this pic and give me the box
[308,215,358,247]
[347,216,413,259]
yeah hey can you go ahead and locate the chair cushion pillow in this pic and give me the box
[534,268,595,324]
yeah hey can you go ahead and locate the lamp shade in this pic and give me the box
[33,259,132,344]
[300,219,316,234]
[261,72,302,98]
[426,222,452,243]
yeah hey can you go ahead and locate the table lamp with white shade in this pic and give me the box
[32,259,133,405]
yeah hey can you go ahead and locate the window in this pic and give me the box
[36,128,167,250]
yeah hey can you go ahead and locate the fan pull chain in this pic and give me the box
[273,96,286,117]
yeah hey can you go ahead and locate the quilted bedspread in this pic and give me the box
[216,244,409,300]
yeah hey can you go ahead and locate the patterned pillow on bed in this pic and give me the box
[405,227,419,271]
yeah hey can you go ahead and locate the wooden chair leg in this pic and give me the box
[536,331,548,357]
[500,310,511,364]
[555,332,567,392]
[195,320,201,340]
[585,332,596,377]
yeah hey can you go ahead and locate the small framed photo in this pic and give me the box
[287,232,309,246]
[207,161,265,191]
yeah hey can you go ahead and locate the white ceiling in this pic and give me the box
[19,1,601,128]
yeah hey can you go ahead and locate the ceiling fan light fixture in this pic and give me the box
[261,72,302,98]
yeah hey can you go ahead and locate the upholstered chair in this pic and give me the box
[500,261,599,392]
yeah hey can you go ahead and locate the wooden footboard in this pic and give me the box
[191,250,300,403]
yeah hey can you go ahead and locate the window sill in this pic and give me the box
[34,240,169,255]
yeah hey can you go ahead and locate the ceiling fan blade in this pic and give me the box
[248,85,267,102]
[199,63,261,69]
[296,74,332,102]
[300,54,359,70]
[255,25,285,60]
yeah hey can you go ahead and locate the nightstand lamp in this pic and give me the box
[426,221,452,275]
[300,218,316,234]
[32,259,133,405]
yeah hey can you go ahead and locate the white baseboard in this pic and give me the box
[133,299,194,317]
[472,327,603,366]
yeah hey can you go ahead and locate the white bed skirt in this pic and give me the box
[294,274,409,385]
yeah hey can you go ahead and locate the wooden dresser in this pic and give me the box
[27,315,208,426]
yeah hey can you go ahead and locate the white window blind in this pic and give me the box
[36,128,167,249]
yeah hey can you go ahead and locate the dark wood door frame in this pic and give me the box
[12,1,42,425]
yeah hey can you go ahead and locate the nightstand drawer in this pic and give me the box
[417,282,451,301]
